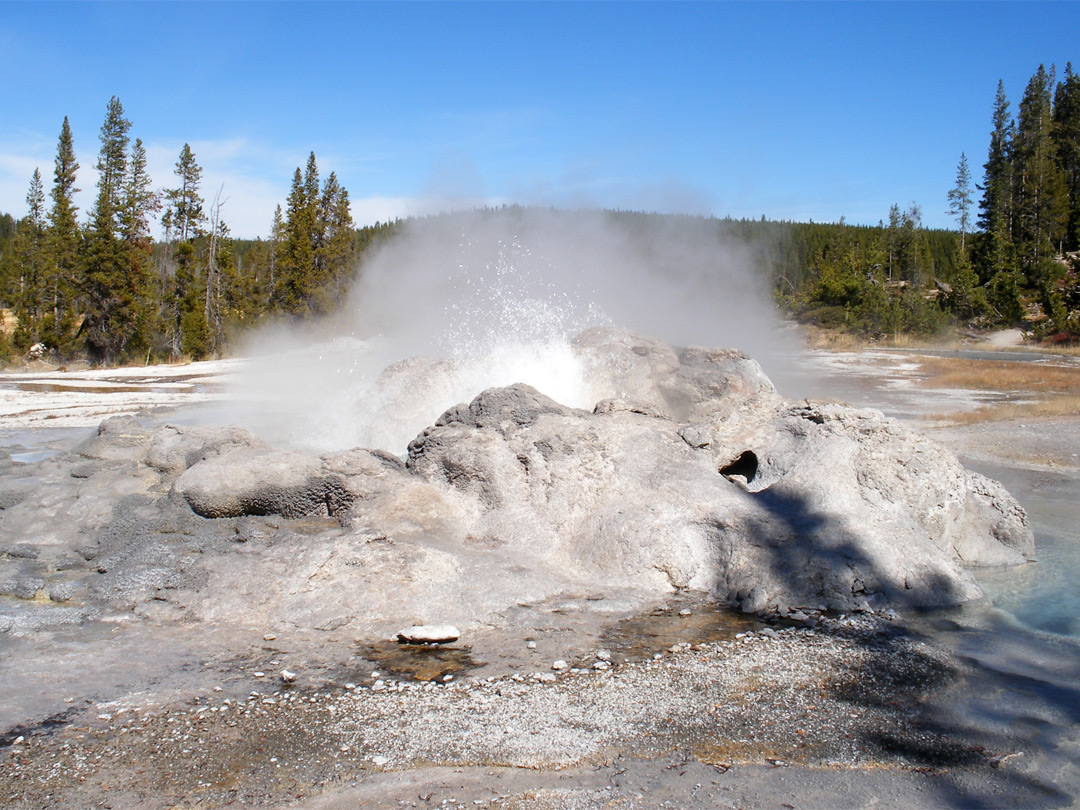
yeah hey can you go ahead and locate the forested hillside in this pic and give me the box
[2,64,1079,366]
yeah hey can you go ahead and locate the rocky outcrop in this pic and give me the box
[404,378,1033,613]
[0,329,1037,642]
[172,329,1035,614]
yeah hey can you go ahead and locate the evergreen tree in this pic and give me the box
[1053,63,1080,251]
[1012,65,1068,279]
[269,203,284,295]
[11,170,48,347]
[887,203,925,286]
[272,153,356,316]
[165,144,204,242]
[120,138,159,245]
[41,117,83,353]
[976,80,1016,284]
[83,97,150,363]
[946,153,974,253]
[90,96,130,233]
[274,162,318,313]
[161,144,208,358]
[943,242,988,323]
[26,168,45,224]
[315,170,354,311]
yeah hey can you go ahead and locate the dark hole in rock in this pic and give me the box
[720,450,758,484]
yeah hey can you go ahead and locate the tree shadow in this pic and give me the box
[733,481,1079,807]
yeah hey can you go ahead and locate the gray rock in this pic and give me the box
[174,448,339,519]
[405,332,1034,612]
[0,486,28,510]
[147,423,269,478]
[49,583,76,603]
[74,415,154,462]
[4,576,45,600]
[4,543,40,560]
[0,328,1037,646]
[174,443,412,520]
[594,399,670,420]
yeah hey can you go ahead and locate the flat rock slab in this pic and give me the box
[396,625,461,644]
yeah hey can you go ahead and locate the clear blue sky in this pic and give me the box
[2,1,1078,238]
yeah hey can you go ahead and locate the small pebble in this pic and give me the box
[552,660,568,671]
[679,608,692,616]
[263,634,277,641]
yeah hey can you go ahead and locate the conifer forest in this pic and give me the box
[1,63,1079,366]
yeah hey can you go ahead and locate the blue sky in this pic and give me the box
[2,1,1079,238]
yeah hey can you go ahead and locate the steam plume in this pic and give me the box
[231,207,792,454]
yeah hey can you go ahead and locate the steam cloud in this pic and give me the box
[230,207,796,454]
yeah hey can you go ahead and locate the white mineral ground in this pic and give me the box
[1,335,1079,810]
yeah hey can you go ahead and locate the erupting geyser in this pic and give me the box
[227,208,794,454]
[0,210,1034,648]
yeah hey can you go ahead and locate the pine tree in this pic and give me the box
[976,80,1016,285]
[269,203,284,296]
[166,144,204,242]
[162,144,208,358]
[274,162,318,314]
[120,138,159,245]
[83,97,150,363]
[946,153,974,253]
[315,170,354,311]
[42,116,82,352]
[1053,63,1080,251]
[887,203,925,286]
[92,96,131,232]
[12,170,48,348]
[273,154,357,316]
[943,241,988,323]
[26,168,45,224]
[1013,65,1068,280]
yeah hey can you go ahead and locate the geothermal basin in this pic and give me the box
[2,328,1079,809]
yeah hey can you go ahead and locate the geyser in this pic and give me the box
[229,207,793,454]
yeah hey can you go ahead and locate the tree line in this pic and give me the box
[0,97,396,365]
[3,68,1080,364]
[967,63,1080,335]
[775,62,1080,340]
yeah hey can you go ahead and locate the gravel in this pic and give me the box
[0,616,1008,810]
